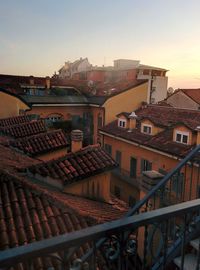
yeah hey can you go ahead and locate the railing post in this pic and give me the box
[180,214,187,270]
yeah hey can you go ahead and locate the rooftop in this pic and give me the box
[172,88,200,105]
[100,105,199,157]
[27,144,117,185]
[136,105,200,130]
[0,120,46,138]
[0,114,31,128]
[9,129,68,157]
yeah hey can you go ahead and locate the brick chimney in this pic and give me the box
[71,130,83,152]
[46,76,51,89]
[128,111,138,130]
[29,76,34,85]
[196,126,200,145]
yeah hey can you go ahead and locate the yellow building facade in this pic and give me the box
[0,89,30,118]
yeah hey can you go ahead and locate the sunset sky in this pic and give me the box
[1,0,200,89]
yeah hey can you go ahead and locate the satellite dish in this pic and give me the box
[167,87,174,95]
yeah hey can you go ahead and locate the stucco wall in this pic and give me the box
[0,91,29,118]
[103,134,199,202]
[167,91,199,110]
[103,82,148,124]
[64,172,111,202]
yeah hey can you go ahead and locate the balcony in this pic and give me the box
[1,199,200,269]
[1,146,200,269]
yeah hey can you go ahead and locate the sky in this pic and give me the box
[1,0,200,89]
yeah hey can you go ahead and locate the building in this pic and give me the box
[58,58,92,79]
[162,88,200,110]
[0,140,128,270]
[100,104,200,205]
[66,58,168,103]
[0,115,69,160]
[0,88,30,118]
[22,80,148,144]
[114,59,168,104]
[26,130,118,203]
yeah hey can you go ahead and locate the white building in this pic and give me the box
[137,64,168,104]
[114,59,168,104]
[58,58,91,79]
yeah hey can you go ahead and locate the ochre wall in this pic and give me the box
[110,173,140,205]
[0,92,29,118]
[141,119,164,135]
[103,134,200,203]
[27,105,105,145]
[103,82,148,124]
[90,106,104,144]
[64,172,111,202]
[27,106,91,120]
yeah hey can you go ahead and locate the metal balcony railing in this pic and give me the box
[1,146,200,269]
[1,199,200,269]
[80,145,200,267]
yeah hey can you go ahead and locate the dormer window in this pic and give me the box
[118,118,126,128]
[142,124,152,134]
[175,131,189,144]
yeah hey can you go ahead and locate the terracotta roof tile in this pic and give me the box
[0,115,31,127]
[0,120,46,138]
[181,88,200,104]
[10,129,68,156]
[136,105,200,130]
[28,145,117,185]
[100,106,198,158]
[0,172,94,268]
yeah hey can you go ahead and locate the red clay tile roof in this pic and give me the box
[10,129,68,157]
[0,141,128,269]
[100,105,199,157]
[0,120,46,138]
[0,145,128,223]
[136,105,200,130]
[0,115,31,127]
[0,172,94,269]
[27,145,117,185]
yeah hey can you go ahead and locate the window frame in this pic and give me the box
[141,123,152,135]
[175,131,189,145]
[118,118,126,128]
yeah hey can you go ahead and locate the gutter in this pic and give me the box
[99,130,184,161]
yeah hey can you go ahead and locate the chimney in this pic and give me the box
[71,130,83,152]
[196,126,200,145]
[46,76,50,89]
[128,111,138,131]
[29,76,34,85]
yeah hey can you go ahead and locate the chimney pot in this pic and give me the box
[71,130,83,152]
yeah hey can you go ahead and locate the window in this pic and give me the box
[105,144,112,155]
[114,186,121,199]
[141,159,152,173]
[142,124,152,134]
[175,131,189,144]
[98,114,103,128]
[118,118,126,128]
[172,173,184,196]
[47,116,62,122]
[129,196,136,207]
[115,150,122,167]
